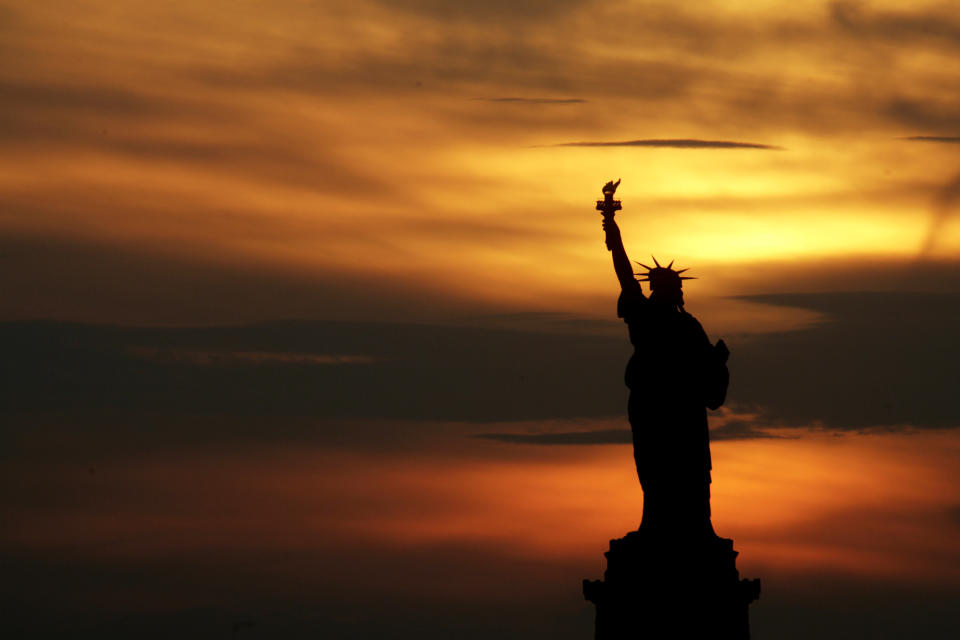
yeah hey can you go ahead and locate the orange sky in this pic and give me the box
[2,0,960,326]
[6,425,960,630]
[3,2,960,638]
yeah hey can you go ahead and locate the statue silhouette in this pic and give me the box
[585,181,757,640]
[600,180,729,536]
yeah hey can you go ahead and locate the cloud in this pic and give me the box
[476,429,629,445]
[370,0,585,22]
[4,287,959,447]
[552,139,781,149]
[886,100,960,131]
[0,315,632,426]
[0,231,488,326]
[902,136,960,144]
[945,504,960,528]
[732,291,960,430]
[483,97,586,104]
[830,1,960,45]
[888,138,960,257]
[0,78,178,118]
[128,347,378,365]
[709,418,788,440]
[475,406,787,445]
[0,77,401,197]
[7,1,960,150]
[475,421,783,445]
[921,172,960,256]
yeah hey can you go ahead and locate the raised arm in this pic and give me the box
[602,216,638,291]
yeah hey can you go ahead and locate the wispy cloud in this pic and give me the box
[552,138,781,149]
[475,429,629,445]
[475,410,786,445]
[921,172,960,255]
[475,426,784,445]
[129,347,377,366]
[482,97,586,104]
[901,135,960,143]
[709,418,788,441]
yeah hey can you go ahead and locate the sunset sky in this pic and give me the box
[3,1,960,638]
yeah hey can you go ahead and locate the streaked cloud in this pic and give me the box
[553,139,781,149]
[902,136,960,143]
[733,291,960,430]
[483,97,587,104]
[4,288,957,434]
[829,0,960,45]
[475,424,783,445]
[128,347,377,366]
[921,172,960,255]
[475,408,786,445]
[476,429,630,445]
[370,0,586,21]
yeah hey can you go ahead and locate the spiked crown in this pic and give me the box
[634,256,696,291]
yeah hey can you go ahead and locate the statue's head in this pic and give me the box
[635,257,694,309]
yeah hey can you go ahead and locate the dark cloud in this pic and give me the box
[371,0,585,21]
[830,1,960,45]
[476,429,629,445]
[710,256,960,297]
[175,4,960,138]
[459,312,622,337]
[3,288,958,460]
[732,291,960,430]
[7,2,960,143]
[0,231,484,326]
[902,136,960,143]
[553,139,781,150]
[946,504,960,528]
[709,418,787,441]
[0,316,630,429]
[886,99,960,131]
[0,80,399,197]
[475,417,783,445]
[483,97,586,104]
[0,79,177,117]
[194,31,582,97]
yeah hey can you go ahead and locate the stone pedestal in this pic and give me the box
[583,529,760,639]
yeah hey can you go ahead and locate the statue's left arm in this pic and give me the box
[705,338,730,410]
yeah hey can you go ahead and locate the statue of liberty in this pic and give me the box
[597,180,730,536]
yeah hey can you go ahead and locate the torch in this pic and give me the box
[596,179,622,220]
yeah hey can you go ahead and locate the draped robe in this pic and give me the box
[618,279,729,533]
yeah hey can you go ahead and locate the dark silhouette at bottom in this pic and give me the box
[584,181,760,638]
[584,529,760,639]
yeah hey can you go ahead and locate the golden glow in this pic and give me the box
[8,429,959,586]
[3,1,960,326]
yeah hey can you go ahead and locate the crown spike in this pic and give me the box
[675,268,688,274]
[679,276,697,280]
[652,255,661,268]
[634,261,654,270]
[667,259,674,269]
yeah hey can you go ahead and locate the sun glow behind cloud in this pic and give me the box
[3,0,960,326]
